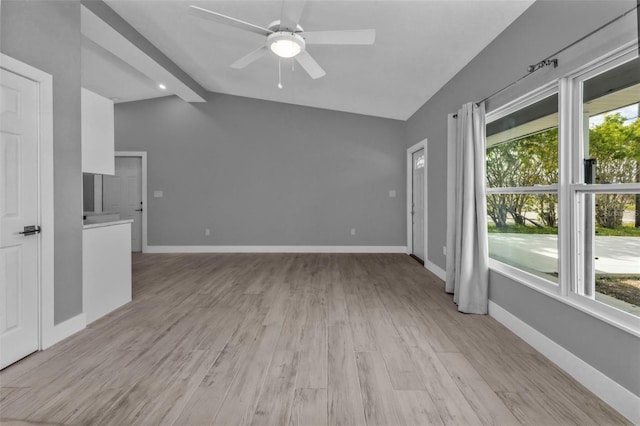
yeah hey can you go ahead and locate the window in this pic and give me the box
[486,91,560,287]
[574,55,640,319]
[486,45,640,331]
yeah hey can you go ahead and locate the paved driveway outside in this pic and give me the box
[488,234,640,274]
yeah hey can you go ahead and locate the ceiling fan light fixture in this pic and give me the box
[268,32,305,58]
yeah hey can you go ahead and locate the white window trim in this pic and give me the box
[486,185,558,194]
[491,264,640,338]
[486,81,559,125]
[489,258,560,294]
[572,183,640,193]
[558,77,573,298]
[485,44,640,336]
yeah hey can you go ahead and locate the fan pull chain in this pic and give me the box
[292,59,295,71]
[277,59,283,89]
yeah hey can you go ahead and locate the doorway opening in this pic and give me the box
[406,139,427,264]
[100,152,148,253]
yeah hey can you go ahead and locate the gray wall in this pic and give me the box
[406,0,639,397]
[491,270,640,396]
[115,93,405,246]
[1,0,83,324]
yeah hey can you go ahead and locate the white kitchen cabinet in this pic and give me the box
[81,88,114,175]
[83,220,132,324]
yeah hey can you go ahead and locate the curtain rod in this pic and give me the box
[472,3,640,107]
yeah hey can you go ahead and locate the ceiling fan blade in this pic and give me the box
[230,46,269,69]
[189,6,272,37]
[295,51,325,79]
[279,0,306,31]
[304,29,376,45]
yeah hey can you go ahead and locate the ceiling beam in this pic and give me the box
[81,0,206,103]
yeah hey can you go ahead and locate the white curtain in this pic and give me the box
[445,102,489,314]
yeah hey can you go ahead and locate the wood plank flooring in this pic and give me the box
[0,253,630,425]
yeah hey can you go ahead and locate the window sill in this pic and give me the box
[489,259,640,338]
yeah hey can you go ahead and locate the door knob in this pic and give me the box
[135,208,143,212]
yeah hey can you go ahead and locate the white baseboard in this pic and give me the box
[146,245,407,254]
[488,301,639,424]
[42,313,86,350]
[424,259,446,281]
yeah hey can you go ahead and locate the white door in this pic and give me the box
[103,157,142,252]
[0,69,40,369]
[412,149,425,261]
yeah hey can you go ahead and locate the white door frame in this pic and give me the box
[114,151,148,253]
[406,139,428,261]
[1,54,57,349]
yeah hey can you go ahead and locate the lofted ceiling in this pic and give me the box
[83,0,534,120]
[82,35,164,103]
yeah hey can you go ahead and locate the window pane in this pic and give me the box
[583,57,640,184]
[486,94,559,188]
[583,193,640,317]
[487,193,558,283]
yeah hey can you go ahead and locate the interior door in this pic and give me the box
[1,69,40,369]
[412,148,425,261]
[103,157,142,252]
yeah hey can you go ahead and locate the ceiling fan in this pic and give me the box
[188,2,375,83]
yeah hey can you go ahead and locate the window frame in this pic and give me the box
[486,82,562,295]
[567,44,640,332]
[484,42,640,336]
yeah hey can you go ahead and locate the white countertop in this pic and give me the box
[84,211,118,217]
[83,219,133,230]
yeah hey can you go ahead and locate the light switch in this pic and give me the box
[389,190,396,198]
[153,190,164,198]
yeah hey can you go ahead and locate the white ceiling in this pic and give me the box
[86,0,534,120]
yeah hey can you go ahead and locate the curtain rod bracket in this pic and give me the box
[527,58,558,74]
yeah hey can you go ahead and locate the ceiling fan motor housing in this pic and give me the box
[267,20,304,33]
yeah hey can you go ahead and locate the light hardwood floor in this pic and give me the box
[0,253,630,425]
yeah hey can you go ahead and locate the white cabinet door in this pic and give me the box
[83,223,132,324]
[0,69,40,369]
[81,88,114,175]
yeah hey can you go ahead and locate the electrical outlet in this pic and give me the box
[443,246,447,255]
[153,190,164,198]
[350,228,356,236]
[205,228,211,236]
